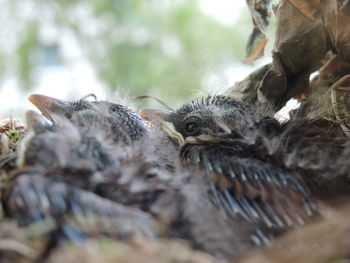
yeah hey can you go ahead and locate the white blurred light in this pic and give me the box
[199,0,245,25]
[161,36,182,58]
[310,71,319,80]
[275,99,300,122]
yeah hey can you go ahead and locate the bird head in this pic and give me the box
[18,110,80,169]
[141,95,272,143]
[28,94,147,143]
[18,110,117,174]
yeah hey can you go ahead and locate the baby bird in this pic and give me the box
[18,109,167,206]
[25,94,179,208]
[4,109,166,253]
[142,95,317,242]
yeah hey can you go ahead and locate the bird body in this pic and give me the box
[7,96,181,241]
[141,95,321,244]
[6,93,350,261]
[4,106,174,249]
[4,167,162,240]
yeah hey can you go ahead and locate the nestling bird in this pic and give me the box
[26,93,179,182]
[25,94,180,209]
[5,108,165,246]
[143,95,350,241]
[18,108,175,208]
[141,95,317,242]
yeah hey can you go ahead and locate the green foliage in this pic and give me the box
[5,0,250,106]
[5,130,22,144]
[16,20,39,90]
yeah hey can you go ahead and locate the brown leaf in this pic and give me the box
[226,0,350,111]
[244,0,272,64]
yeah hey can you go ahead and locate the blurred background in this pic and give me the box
[0,0,276,119]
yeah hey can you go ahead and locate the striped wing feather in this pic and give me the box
[180,136,316,231]
[5,168,162,240]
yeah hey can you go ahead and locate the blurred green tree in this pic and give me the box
[2,0,253,107]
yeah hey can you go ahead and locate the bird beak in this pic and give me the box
[139,109,171,122]
[25,110,52,132]
[140,109,185,146]
[28,94,70,122]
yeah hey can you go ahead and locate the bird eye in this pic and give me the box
[65,112,72,119]
[185,122,199,135]
[109,104,124,113]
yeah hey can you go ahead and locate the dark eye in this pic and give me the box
[185,122,199,135]
[109,104,129,114]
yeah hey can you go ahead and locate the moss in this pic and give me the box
[5,130,22,145]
